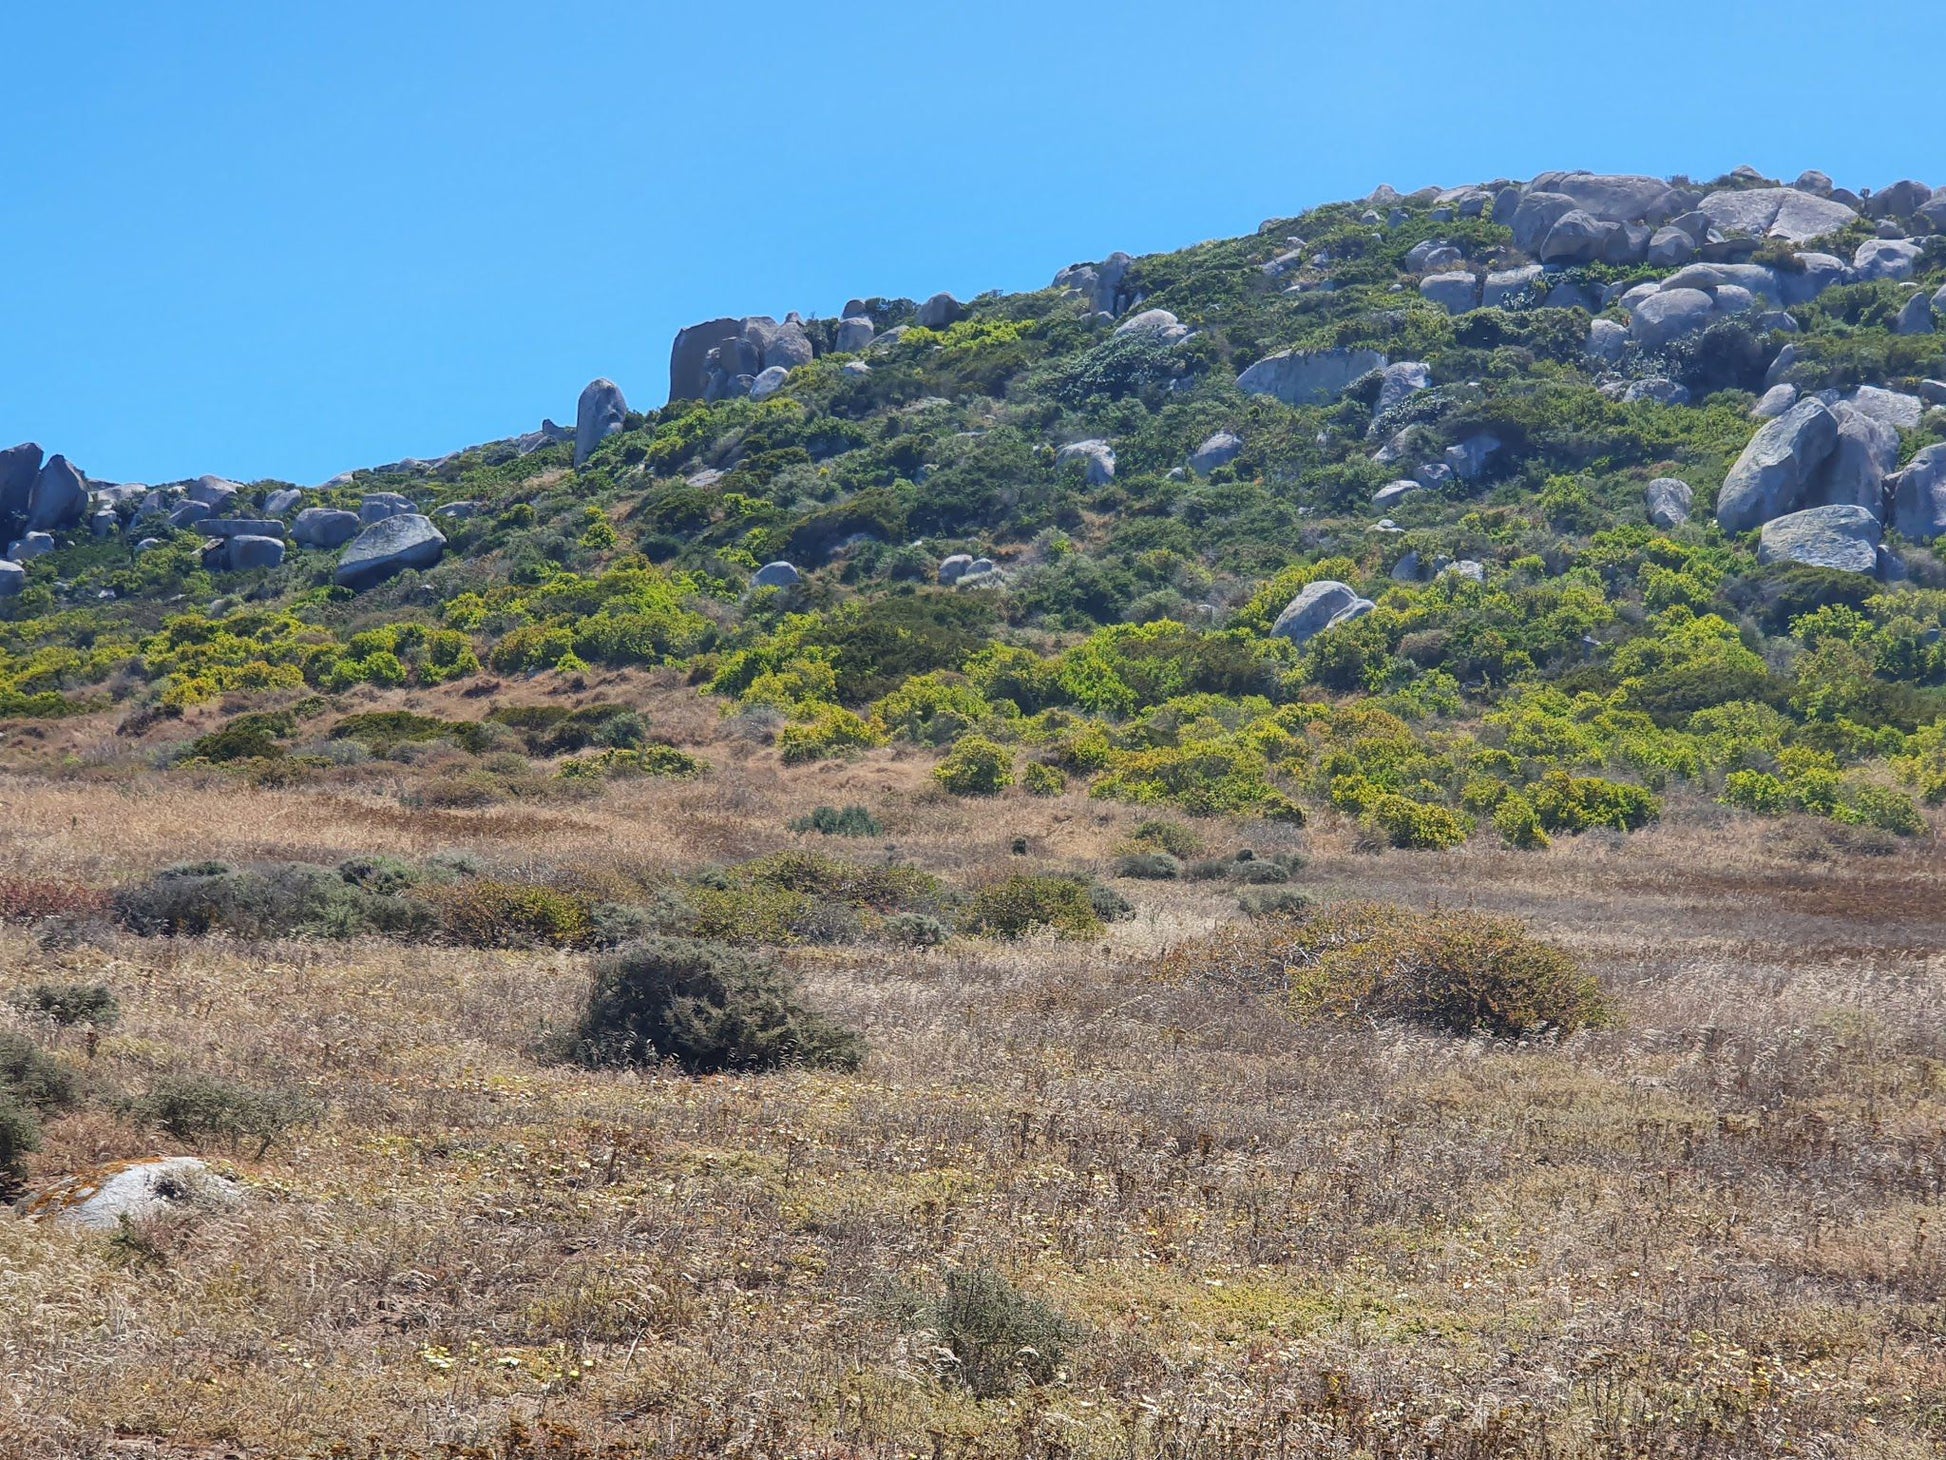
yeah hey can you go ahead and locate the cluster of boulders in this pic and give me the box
[668,314,833,404]
[1708,388,1943,576]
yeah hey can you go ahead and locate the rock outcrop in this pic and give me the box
[1757,504,1881,574]
[1645,478,1693,528]
[1270,580,1374,645]
[1716,400,1840,533]
[669,315,816,403]
[292,508,361,549]
[1237,347,1387,406]
[574,378,628,466]
[1890,444,1946,542]
[1190,432,1243,474]
[1056,440,1116,484]
[335,514,446,589]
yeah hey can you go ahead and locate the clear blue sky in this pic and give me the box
[3,1,1940,487]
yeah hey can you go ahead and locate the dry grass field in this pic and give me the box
[2,683,1944,1459]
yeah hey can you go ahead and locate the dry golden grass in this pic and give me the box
[1,696,1943,1458]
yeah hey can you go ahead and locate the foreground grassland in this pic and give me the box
[1,699,1942,1460]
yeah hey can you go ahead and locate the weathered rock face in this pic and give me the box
[188,475,241,508]
[1629,287,1717,350]
[1375,362,1432,417]
[752,561,801,588]
[1855,238,1922,282]
[937,553,974,585]
[1270,580,1374,645]
[1645,477,1693,528]
[834,316,875,352]
[0,559,24,596]
[1842,385,1924,432]
[24,1157,242,1231]
[1236,347,1387,406]
[1757,504,1882,573]
[1890,444,1946,542]
[1539,209,1617,264]
[1481,265,1544,308]
[1189,432,1243,474]
[574,378,628,466]
[748,365,791,401]
[335,514,446,590]
[1753,384,1798,419]
[669,317,747,402]
[1585,318,1628,363]
[1114,308,1188,345]
[203,535,286,571]
[1420,271,1478,314]
[26,455,89,532]
[1716,399,1840,532]
[1533,171,1686,226]
[263,487,303,516]
[1054,252,1135,315]
[1056,440,1116,484]
[1698,187,1858,242]
[8,532,54,560]
[359,492,414,524]
[1805,403,1898,514]
[0,442,43,521]
[200,518,286,539]
[1373,479,1422,509]
[292,508,361,549]
[917,293,966,329]
[1445,433,1500,480]
[1511,192,1579,254]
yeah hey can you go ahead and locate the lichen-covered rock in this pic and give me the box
[335,514,446,590]
[1716,399,1839,532]
[1756,504,1882,574]
[1645,478,1693,528]
[1270,580,1374,645]
[24,1157,243,1231]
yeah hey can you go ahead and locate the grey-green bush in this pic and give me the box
[932,1265,1080,1397]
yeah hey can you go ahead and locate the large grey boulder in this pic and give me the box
[1056,439,1116,483]
[1757,505,1881,574]
[200,518,285,538]
[1806,402,1899,513]
[204,535,286,571]
[1511,192,1579,254]
[1854,238,1922,281]
[359,492,414,524]
[1373,479,1422,509]
[1629,288,1716,349]
[1420,271,1478,313]
[26,455,88,531]
[263,487,303,516]
[187,475,241,508]
[1773,253,1850,306]
[1645,477,1693,528]
[1647,226,1697,267]
[1752,383,1798,419]
[1534,171,1685,225]
[1236,347,1387,406]
[9,533,54,561]
[1189,432,1243,474]
[748,365,791,401]
[169,500,214,529]
[1446,433,1500,480]
[292,507,361,549]
[0,559,22,596]
[1404,239,1459,271]
[834,316,875,352]
[1376,362,1432,416]
[1269,580,1374,645]
[937,553,974,585]
[1888,443,1946,542]
[1890,444,1946,542]
[1866,179,1933,219]
[752,560,801,588]
[334,514,446,590]
[1895,291,1936,335]
[574,378,628,466]
[1538,209,1616,264]
[1698,187,1858,242]
[669,317,747,402]
[1053,252,1134,314]
[1115,308,1188,345]
[1585,318,1628,363]
[1716,399,1840,532]
[917,292,966,329]
[0,442,42,519]
[32,1157,242,1231]
[1481,265,1544,308]
[1843,385,1924,431]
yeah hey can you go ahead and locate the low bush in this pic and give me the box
[0,1098,40,1196]
[1020,761,1067,796]
[1528,771,1659,834]
[0,1032,78,1114]
[113,861,436,940]
[934,735,1014,795]
[557,745,706,780]
[573,936,865,1074]
[1361,796,1473,850]
[883,912,949,946]
[422,879,599,949]
[932,1265,1080,1398]
[1115,851,1180,880]
[961,875,1105,939]
[11,982,120,1029]
[0,875,112,923]
[789,804,883,837]
[135,1073,321,1158]
[1238,887,1314,919]
[1164,901,1607,1037]
[1130,819,1203,859]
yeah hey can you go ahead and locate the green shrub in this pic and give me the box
[1830,783,1924,836]
[1115,851,1180,880]
[1361,796,1473,850]
[932,1265,1080,1398]
[961,875,1104,939]
[778,706,886,764]
[573,936,864,1074]
[1169,901,1606,1037]
[1019,761,1067,797]
[0,1032,78,1113]
[1492,793,1550,850]
[1131,819,1203,859]
[113,862,436,940]
[335,854,423,896]
[0,1097,40,1196]
[184,711,295,763]
[135,1073,320,1158]
[883,912,949,947]
[330,710,492,755]
[557,745,706,780]
[1528,771,1660,834]
[789,804,883,837]
[11,981,121,1029]
[1238,888,1315,919]
[934,735,1014,795]
[423,879,599,948]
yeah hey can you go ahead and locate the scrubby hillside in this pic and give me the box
[2,165,1946,1457]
